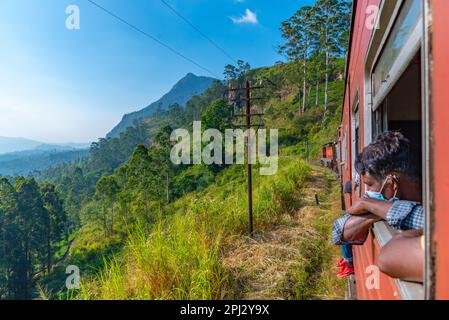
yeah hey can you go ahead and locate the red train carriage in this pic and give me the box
[321,142,338,172]
[339,0,449,299]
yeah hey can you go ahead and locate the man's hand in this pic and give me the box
[347,198,368,215]
[347,198,394,220]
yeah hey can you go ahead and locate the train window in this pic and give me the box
[370,51,424,299]
[372,105,382,139]
[352,106,360,169]
[372,0,422,109]
[372,52,422,152]
[342,128,348,171]
[363,0,426,299]
[371,99,388,140]
[352,106,361,196]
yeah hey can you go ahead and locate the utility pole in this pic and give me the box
[227,80,264,237]
[245,81,253,236]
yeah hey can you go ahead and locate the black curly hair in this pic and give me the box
[354,131,421,181]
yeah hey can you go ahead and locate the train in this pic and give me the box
[335,0,449,300]
[320,142,338,172]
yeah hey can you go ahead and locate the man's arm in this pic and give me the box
[332,213,381,245]
[343,214,382,242]
[378,231,424,283]
[347,199,424,230]
[347,198,393,219]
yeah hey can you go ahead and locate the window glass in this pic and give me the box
[372,101,388,140]
[343,129,348,170]
[372,0,422,96]
[353,109,361,195]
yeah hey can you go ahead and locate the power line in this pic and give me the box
[159,0,238,64]
[86,0,220,78]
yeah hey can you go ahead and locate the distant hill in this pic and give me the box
[0,136,90,155]
[107,73,217,138]
[0,136,43,154]
[35,143,90,151]
[0,147,89,177]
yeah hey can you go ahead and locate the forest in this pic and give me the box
[0,0,351,300]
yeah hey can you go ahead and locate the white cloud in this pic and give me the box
[230,9,258,25]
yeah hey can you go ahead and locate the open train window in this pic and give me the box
[372,52,422,153]
[370,0,423,183]
[372,0,422,109]
[365,0,425,299]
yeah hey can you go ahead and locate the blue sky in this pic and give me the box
[0,0,315,143]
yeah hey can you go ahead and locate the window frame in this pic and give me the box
[371,1,424,110]
[363,0,427,300]
[351,92,361,195]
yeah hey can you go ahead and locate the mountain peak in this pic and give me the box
[107,73,218,138]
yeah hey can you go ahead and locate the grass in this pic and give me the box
[38,223,124,299]
[74,158,313,300]
[221,166,345,300]
[282,168,346,300]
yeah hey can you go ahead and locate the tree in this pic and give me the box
[201,100,233,173]
[236,60,251,77]
[154,125,175,204]
[223,64,238,82]
[315,0,351,111]
[167,103,186,128]
[223,60,251,83]
[95,176,120,235]
[201,100,233,133]
[279,0,351,112]
[279,5,318,113]
[40,183,67,273]
[12,178,47,299]
[0,178,19,299]
[125,145,164,232]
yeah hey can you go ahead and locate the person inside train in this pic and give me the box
[332,131,424,279]
[378,229,424,283]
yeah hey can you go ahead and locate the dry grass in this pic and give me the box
[221,166,346,300]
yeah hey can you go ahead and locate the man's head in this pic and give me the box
[355,131,421,200]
